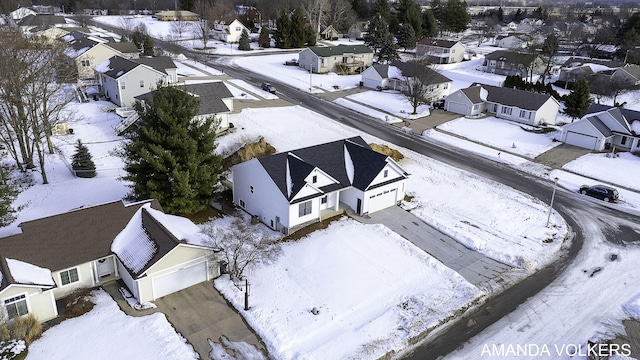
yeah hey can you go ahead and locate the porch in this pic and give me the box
[287,203,350,235]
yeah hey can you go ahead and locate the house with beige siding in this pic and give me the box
[63,35,139,80]
[298,45,373,74]
[0,200,218,323]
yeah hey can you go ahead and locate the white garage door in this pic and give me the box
[152,261,207,300]
[446,102,468,115]
[367,188,398,214]
[363,78,380,89]
[565,131,598,150]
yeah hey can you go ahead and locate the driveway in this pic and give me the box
[105,281,265,359]
[354,206,512,289]
[393,109,462,134]
[534,143,593,169]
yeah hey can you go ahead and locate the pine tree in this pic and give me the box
[397,23,417,50]
[274,10,290,48]
[71,140,96,178]
[365,14,391,58]
[142,35,154,56]
[289,8,306,48]
[563,78,592,120]
[0,166,17,227]
[118,85,223,215]
[422,9,438,38]
[258,26,270,48]
[377,33,400,64]
[238,29,251,50]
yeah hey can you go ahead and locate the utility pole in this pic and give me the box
[244,278,250,310]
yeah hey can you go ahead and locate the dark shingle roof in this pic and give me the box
[106,41,139,54]
[390,60,452,84]
[134,56,176,74]
[371,64,389,78]
[485,50,537,64]
[100,56,140,78]
[18,14,66,28]
[68,36,98,51]
[460,86,485,104]
[417,38,460,48]
[257,136,398,202]
[585,116,613,137]
[463,83,553,110]
[308,44,372,57]
[0,200,161,280]
[135,82,233,115]
[587,103,640,123]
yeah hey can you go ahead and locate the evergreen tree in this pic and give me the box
[238,29,251,50]
[274,10,290,48]
[404,2,423,39]
[442,0,470,34]
[258,26,270,48]
[373,0,391,23]
[397,23,417,50]
[71,140,96,178]
[365,14,391,58]
[377,33,400,64]
[289,8,306,48]
[118,85,223,215]
[305,24,317,46]
[142,35,154,56]
[563,78,592,120]
[0,166,17,227]
[430,0,443,26]
[422,9,438,38]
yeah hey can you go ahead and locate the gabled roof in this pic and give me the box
[18,14,66,29]
[584,115,613,137]
[134,56,177,74]
[389,60,452,84]
[467,84,554,111]
[583,105,635,135]
[135,82,233,115]
[459,86,487,104]
[485,50,538,64]
[95,56,140,78]
[620,64,640,80]
[67,36,99,52]
[256,136,405,202]
[106,41,139,54]
[306,44,372,57]
[417,38,461,48]
[0,200,160,284]
[587,103,640,123]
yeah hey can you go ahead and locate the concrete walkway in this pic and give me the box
[354,206,512,288]
[104,281,266,359]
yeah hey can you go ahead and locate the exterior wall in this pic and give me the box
[51,262,94,300]
[76,45,121,80]
[298,48,318,72]
[362,180,406,213]
[0,286,58,322]
[193,113,230,133]
[117,258,140,300]
[368,163,405,187]
[301,51,373,74]
[100,74,120,105]
[426,81,452,100]
[287,197,321,227]
[226,20,248,43]
[115,67,168,107]
[609,134,639,151]
[532,98,559,125]
[561,121,606,151]
[339,187,364,215]
[233,159,291,230]
[416,42,464,64]
[361,67,383,89]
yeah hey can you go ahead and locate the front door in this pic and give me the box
[356,198,362,214]
[97,257,113,278]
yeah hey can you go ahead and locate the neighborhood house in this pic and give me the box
[232,137,409,235]
[415,38,465,64]
[361,61,453,101]
[560,104,640,151]
[298,45,373,74]
[0,200,218,323]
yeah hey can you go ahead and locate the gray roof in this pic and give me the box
[585,116,613,137]
[464,84,553,110]
[68,36,98,51]
[460,86,485,104]
[371,64,389,78]
[417,38,460,48]
[134,56,177,74]
[257,136,405,203]
[100,56,140,78]
[307,44,372,57]
[587,103,640,123]
[390,60,452,84]
[18,14,66,29]
[584,106,632,135]
[621,64,640,80]
[0,200,161,289]
[135,82,233,116]
[484,50,537,64]
[106,41,140,54]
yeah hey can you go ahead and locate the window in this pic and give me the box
[250,186,254,193]
[298,201,312,217]
[81,59,90,67]
[321,196,327,204]
[60,268,79,285]
[519,110,531,119]
[235,27,241,32]
[139,80,144,88]
[622,136,628,145]
[473,104,479,110]
[383,169,388,177]
[501,106,512,115]
[312,175,317,183]
[4,295,28,319]
[451,49,455,53]
[492,104,498,112]
[443,83,448,89]
[239,199,245,208]
[490,60,496,66]
[120,82,126,90]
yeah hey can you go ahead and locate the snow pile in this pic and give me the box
[215,219,483,360]
[623,293,640,320]
[5,258,54,286]
[111,205,156,274]
[27,290,198,360]
[145,206,209,247]
[209,336,265,360]
[93,59,112,73]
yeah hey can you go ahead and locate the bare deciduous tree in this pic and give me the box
[203,218,282,281]
[397,60,443,114]
[302,0,330,40]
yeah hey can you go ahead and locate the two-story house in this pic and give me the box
[211,19,250,43]
[483,50,545,78]
[298,45,373,74]
[415,38,465,64]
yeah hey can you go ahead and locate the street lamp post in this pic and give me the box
[546,177,559,227]
[309,67,312,93]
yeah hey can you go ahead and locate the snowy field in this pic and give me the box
[345,91,430,119]
[27,290,199,360]
[436,116,563,158]
[332,98,403,123]
[214,219,483,360]
[563,152,640,191]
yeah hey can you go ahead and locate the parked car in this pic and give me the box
[261,82,276,94]
[579,185,619,202]
[432,99,445,109]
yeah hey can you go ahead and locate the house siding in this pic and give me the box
[51,262,94,300]
[0,286,57,322]
[76,44,122,80]
[561,121,606,151]
[114,67,168,107]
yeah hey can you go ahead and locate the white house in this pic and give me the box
[445,84,560,126]
[232,137,409,234]
[0,200,218,323]
[95,55,178,107]
[560,105,640,151]
[415,38,465,64]
[361,61,452,101]
[211,19,250,43]
[298,45,374,74]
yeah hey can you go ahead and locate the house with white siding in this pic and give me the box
[361,61,452,101]
[560,104,640,151]
[232,137,408,234]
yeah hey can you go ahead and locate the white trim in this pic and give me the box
[58,266,81,287]
[150,259,208,300]
[2,292,30,319]
[49,290,58,318]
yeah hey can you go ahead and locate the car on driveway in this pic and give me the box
[261,82,276,94]
[432,99,445,109]
[579,185,619,202]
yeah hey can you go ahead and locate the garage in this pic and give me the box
[363,77,380,89]
[446,101,468,115]
[152,261,208,300]
[367,188,398,214]
[565,131,598,150]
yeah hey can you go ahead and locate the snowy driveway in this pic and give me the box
[356,206,512,289]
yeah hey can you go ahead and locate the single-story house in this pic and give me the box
[495,34,528,49]
[416,38,465,64]
[211,19,250,43]
[347,21,369,40]
[232,136,409,234]
[361,61,452,101]
[560,104,640,151]
[132,81,234,134]
[444,84,560,125]
[298,44,373,74]
[95,55,178,107]
[155,10,200,21]
[320,25,341,40]
[0,200,218,323]
[483,50,545,78]
[17,14,66,35]
[596,64,640,87]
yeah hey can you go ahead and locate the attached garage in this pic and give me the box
[152,260,208,300]
[367,188,398,214]
[564,131,599,150]
[446,101,468,115]
[363,77,381,89]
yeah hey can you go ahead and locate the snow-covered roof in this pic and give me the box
[111,205,157,274]
[145,206,209,247]
[6,259,55,287]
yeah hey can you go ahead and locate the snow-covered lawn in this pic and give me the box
[26,290,198,360]
[214,218,483,360]
[563,152,640,191]
[436,116,563,158]
[345,91,430,119]
[333,98,403,123]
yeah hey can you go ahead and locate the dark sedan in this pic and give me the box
[579,185,619,202]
